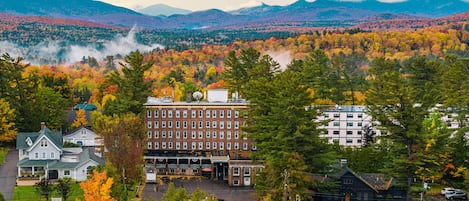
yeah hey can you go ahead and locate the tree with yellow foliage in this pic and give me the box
[0,98,17,143]
[80,169,115,201]
[71,109,88,129]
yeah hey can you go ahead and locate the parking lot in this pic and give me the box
[141,178,257,201]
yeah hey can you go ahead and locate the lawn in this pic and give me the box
[0,147,8,165]
[11,183,83,201]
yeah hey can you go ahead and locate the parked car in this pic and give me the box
[445,189,467,200]
[442,188,456,195]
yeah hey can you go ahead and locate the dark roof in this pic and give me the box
[73,103,97,111]
[63,126,94,136]
[339,167,394,192]
[16,126,62,150]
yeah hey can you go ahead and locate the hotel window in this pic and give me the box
[244,167,250,176]
[347,131,353,135]
[192,110,196,118]
[220,110,224,118]
[192,121,196,129]
[147,110,152,118]
[176,142,180,150]
[154,110,158,118]
[234,121,239,129]
[346,139,353,143]
[199,121,203,128]
[154,131,159,138]
[220,142,224,150]
[147,142,152,149]
[191,142,196,149]
[357,131,362,135]
[183,121,187,128]
[333,113,340,118]
[234,142,239,150]
[212,121,217,128]
[233,180,239,186]
[198,110,203,118]
[227,110,232,118]
[324,114,329,118]
[168,131,173,138]
[219,121,224,129]
[206,121,210,128]
[220,131,224,139]
[357,139,362,144]
[227,142,231,150]
[243,143,248,150]
[155,142,159,149]
[212,110,217,118]
[358,114,363,118]
[198,131,203,139]
[176,121,180,128]
[347,122,353,127]
[332,139,339,144]
[162,110,166,118]
[168,142,173,149]
[162,142,167,149]
[191,131,196,139]
[357,122,363,127]
[227,121,232,129]
[206,142,210,149]
[154,121,159,128]
[148,131,152,139]
[212,131,217,138]
[162,131,166,138]
[147,121,152,129]
[234,131,239,139]
[175,110,180,118]
[227,131,231,139]
[183,142,188,149]
[206,110,210,118]
[168,110,173,118]
[347,114,353,118]
[233,167,240,176]
[161,121,166,128]
[168,121,172,128]
[333,122,340,126]
[198,142,203,150]
[183,131,188,139]
[235,110,239,118]
[183,110,188,118]
[176,131,180,139]
[213,142,217,149]
[333,131,340,135]
[206,131,211,138]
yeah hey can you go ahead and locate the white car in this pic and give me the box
[442,187,456,195]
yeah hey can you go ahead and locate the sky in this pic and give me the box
[98,0,408,12]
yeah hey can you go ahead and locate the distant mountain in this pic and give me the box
[137,4,192,17]
[0,0,469,29]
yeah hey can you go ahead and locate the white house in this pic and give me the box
[16,123,105,182]
[63,126,102,147]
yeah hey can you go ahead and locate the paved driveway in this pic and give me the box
[142,178,257,201]
[0,149,18,201]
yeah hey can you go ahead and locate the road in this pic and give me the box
[0,149,18,201]
[142,178,257,201]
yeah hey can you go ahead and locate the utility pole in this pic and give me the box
[282,169,290,201]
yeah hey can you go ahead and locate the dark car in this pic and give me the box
[446,189,467,200]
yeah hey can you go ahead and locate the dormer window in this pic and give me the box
[26,137,33,147]
[40,140,48,147]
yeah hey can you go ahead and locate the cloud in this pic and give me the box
[266,50,293,71]
[0,27,164,65]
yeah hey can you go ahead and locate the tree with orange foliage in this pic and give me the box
[71,109,88,129]
[80,169,115,201]
[0,98,17,143]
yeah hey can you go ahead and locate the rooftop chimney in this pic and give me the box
[340,159,347,168]
[40,121,46,129]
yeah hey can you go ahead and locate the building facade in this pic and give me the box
[143,89,261,186]
[318,105,381,147]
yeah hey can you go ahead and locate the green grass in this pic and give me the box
[0,147,8,164]
[11,183,84,201]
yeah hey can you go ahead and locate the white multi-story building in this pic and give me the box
[318,105,381,147]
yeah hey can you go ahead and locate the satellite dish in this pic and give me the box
[193,91,203,101]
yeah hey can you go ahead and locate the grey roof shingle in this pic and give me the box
[16,127,62,150]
